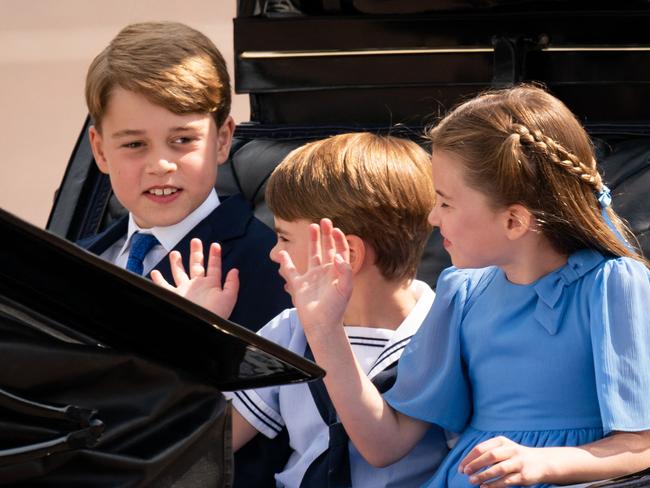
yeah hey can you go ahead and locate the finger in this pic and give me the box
[216,269,240,320]
[464,448,514,477]
[223,268,240,297]
[334,254,354,298]
[278,250,300,284]
[151,270,174,290]
[169,250,189,286]
[480,472,524,488]
[205,243,223,288]
[308,223,322,268]
[189,238,205,279]
[320,218,336,263]
[468,456,519,485]
[460,437,510,473]
[332,227,350,263]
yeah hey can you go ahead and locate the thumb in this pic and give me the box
[151,269,174,291]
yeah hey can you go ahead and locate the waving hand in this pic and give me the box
[278,219,353,336]
[151,238,239,319]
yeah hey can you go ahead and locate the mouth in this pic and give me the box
[146,186,180,196]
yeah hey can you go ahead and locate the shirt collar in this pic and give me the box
[367,279,435,379]
[120,189,220,257]
[532,249,605,335]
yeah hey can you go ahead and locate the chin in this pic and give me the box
[136,212,188,229]
[449,256,475,269]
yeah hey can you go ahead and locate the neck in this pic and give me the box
[342,269,417,330]
[501,235,568,284]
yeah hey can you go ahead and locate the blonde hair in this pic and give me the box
[428,84,647,266]
[86,21,230,131]
[266,133,435,281]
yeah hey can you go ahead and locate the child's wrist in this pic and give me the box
[303,321,346,351]
[537,447,580,485]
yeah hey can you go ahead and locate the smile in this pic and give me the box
[147,187,179,196]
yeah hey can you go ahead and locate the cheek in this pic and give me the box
[440,215,465,241]
[191,144,218,166]
[108,168,128,189]
[191,160,219,185]
[110,155,139,177]
[291,248,309,275]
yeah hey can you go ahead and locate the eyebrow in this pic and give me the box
[110,125,201,139]
[110,129,145,138]
[436,189,452,199]
[169,125,200,133]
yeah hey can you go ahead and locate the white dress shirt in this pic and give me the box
[101,190,220,275]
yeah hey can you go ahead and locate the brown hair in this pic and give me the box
[85,21,230,131]
[428,84,647,266]
[266,133,435,281]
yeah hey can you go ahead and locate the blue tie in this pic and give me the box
[126,232,159,275]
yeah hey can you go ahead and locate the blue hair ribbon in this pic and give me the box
[597,185,633,250]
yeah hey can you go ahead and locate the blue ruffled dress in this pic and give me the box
[384,249,650,487]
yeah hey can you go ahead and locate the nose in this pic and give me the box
[147,154,177,175]
[269,242,280,263]
[427,204,440,227]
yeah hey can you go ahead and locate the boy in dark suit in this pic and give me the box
[80,21,290,331]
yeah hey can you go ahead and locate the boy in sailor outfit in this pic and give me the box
[156,132,449,487]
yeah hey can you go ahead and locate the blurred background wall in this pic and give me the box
[0,0,249,227]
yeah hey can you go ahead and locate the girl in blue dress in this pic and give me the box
[276,85,650,487]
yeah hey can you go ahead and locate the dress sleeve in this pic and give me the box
[384,267,485,433]
[224,309,295,438]
[591,257,650,434]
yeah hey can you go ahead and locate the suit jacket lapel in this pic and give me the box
[80,215,129,255]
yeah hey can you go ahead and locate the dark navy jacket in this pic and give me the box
[78,194,292,332]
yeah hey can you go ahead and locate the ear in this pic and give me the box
[214,115,235,165]
[89,125,109,174]
[346,235,367,275]
[503,204,534,240]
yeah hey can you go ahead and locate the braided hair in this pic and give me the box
[427,84,646,266]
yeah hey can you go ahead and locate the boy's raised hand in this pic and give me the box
[278,218,353,336]
[151,238,239,319]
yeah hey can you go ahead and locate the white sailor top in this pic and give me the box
[225,280,449,488]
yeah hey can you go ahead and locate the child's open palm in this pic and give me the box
[151,238,239,319]
[278,219,353,336]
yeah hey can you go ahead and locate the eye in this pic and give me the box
[171,136,196,145]
[436,198,450,209]
[277,235,289,243]
[121,141,144,149]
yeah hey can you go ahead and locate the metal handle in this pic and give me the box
[0,386,105,466]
